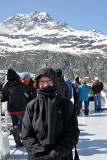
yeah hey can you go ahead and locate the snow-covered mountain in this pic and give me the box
[0,10,107,57]
[0,11,107,82]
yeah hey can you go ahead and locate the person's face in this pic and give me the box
[20,76,23,82]
[39,76,54,88]
[23,77,30,86]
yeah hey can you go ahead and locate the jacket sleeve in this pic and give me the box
[70,84,72,98]
[76,86,81,93]
[66,85,71,100]
[50,100,80,160]
[21,101,45,158]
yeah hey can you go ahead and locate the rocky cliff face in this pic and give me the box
[0,11,107,82]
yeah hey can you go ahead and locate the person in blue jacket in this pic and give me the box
[64,75,72,98]
[77,78,90,116]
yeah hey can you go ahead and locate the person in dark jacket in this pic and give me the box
[55,69,70,100]
[21,68,80,160]
[92,77,103,111]
[72,77,81,109]
[27,73,37,99]
[2,69,27,147]
[21,72,36,103]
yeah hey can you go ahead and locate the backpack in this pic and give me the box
[8,81,27,112]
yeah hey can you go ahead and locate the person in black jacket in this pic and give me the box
[92,77,103,111]
[2,69,27,147]
[55,68,70,100]
[21,68,80,160]
[72,77,81,110]
[27,73,37,100]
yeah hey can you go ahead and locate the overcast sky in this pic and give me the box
[0,0,107,35]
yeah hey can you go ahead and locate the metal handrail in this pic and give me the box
[0,101,10,132]
[0,99,10,159]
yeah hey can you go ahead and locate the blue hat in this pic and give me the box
[21,72,29,80]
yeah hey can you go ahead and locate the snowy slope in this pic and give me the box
[0,11,107,58]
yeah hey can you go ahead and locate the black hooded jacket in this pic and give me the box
[56,78,70,100]
[26,78,37,103]
[21,68,80,160]
[2,69,27,112]
[72,81,81,101]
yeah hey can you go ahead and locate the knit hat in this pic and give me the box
[35,68,58,86]
[7,69,19,81]
[95,77,98,80]
[21,72,29,80]
[75,77,79,82]
[95,77,99,81]
[55,69,62,78]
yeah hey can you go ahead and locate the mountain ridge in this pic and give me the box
[0,11,107,82]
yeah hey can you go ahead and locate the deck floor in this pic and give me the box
[5,110,107,160]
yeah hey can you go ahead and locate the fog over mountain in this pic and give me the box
[0,11,107,82]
